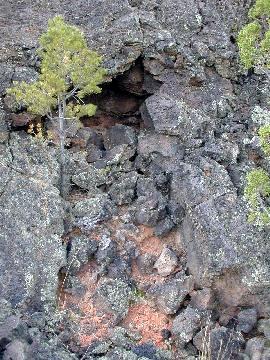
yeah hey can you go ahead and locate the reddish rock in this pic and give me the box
[10,112,35,127]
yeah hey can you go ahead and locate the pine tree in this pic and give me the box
[7,15,106,196]
[238,0,270,225]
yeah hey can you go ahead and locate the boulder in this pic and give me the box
[237,308,258,334]
[148,275,194,314]
[154,246,178,276]
[0,133,65,311]
[141,94,213,146]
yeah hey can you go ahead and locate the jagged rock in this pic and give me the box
[154,217,175,236]
[109,171,138,205]
[95,235,117,267]
[245,337,265,360]
[190,288,215,311]
[170,157,234,207]
[140,93,214,146]
[0,106,9,144]
[148,275,194,314]
[202,138,239,165]
[3,339,31,360]
[0,133,65,310]
[134,193,167,226]
[73,194,116,229]
[103,144,136,166]
[94,279,132,322]
[66,236,98,274]
[180,192,270,305]
[86,144,104,163]
[109,327,139,349]
[172,306,205,345]
[167,201,185,225]
[154,246,178,276]
[0,64,14,94]
[237,308,258,334]
[104,124,137,150]
[193,326,245,359]
[137,131,183,158]
[136,254,156,275]
[71,163,107,192]
[258,319,270,339]
[12,66,38,83]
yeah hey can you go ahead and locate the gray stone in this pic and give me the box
[0,133,65,311]
[237,308,258,334]
[137,131,182,158]
[148,275,194,314]
[0,64,14,94]
[190,288,215,310]
[141,94,213,146]
[94,279,132,322]
[258,319,270,339]
[95,235,117,267]
[170,157,234,208]
[136,254,156,275]
[0,104,9,144]
[194,326,245,359]
[73,194,116,229]
[172,306,203,344]
[109,171,138,205]
[104,124,137,150]
[154,217,175,236]
[245,337,265,360]
[71,164,107,192]
[13,66,38,83]
[3,339,30,360]
[202,138,239,165]
[66,236,98,274]
[154,246,178,276]
[167,201,185,225]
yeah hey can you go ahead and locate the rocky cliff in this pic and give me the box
[0,1,269,359]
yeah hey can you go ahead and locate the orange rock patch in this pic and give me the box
[121,302,172,348]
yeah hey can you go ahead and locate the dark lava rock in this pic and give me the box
[154,246,178,276]
[109,171,138,205]
[190,288,215,311]
[66,236,98,274]
[172,306,204,345]
[104,124,137,150]
[167,201,185,225]
[236,308,258,334]
[194,326,245,360]
[0,133,66,310]
[95,235,117,267]
[132,342,157,359]
[73,194,116,230]
[148,275,194,314]
[94,279,132,322]
[140,93,214,146]
[154,217,175,237]
[136,253,157,275]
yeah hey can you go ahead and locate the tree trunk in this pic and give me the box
[58,96,65,197]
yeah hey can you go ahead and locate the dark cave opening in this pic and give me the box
[5,57,161,141]
[82,57,161,131]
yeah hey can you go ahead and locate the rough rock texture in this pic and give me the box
[0,133,66,311]
[1,0,270,359]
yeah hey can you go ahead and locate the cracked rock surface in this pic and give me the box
[0,0,270,359]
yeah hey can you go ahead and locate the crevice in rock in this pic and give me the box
[81,57,160,132]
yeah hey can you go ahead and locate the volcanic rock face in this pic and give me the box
[0,0,270,359]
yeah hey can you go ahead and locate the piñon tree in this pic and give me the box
[7,15,106,196]
[238,0,270,225]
